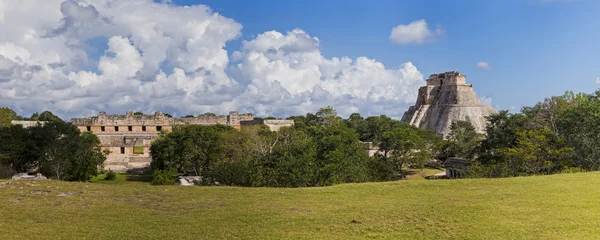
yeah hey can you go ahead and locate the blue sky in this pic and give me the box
[1,0,598,119]
[178,0,600,111]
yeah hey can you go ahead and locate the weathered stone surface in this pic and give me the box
[241,119,295,131]
[10,121,46,128]
[402,71,495,137]
[174,176,196,186]
[173,176,202,186]
[12,173,47,180]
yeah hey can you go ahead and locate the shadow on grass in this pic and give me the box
[90,173,152,184]
[124,174,153,183]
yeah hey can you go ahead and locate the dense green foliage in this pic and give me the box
[0,107,19,127]
[104,170,117,181]
[151,107,440,187]
[29,111,64,122]
[0,119,107,181]
[7,89,600,183]
[0,108,63,127]
[440,90,600,178]
[343,113,441,181]
[151,169,177,185]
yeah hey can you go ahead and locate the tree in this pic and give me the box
[0,107,19,127]
[33,122,106,181]
[556,90,600,170]
[37,111,63,122]
[344,113,369,141]
[150,125,235,179]
[0,125,29,174]
[307,107,372,185]
[381,125,431,176]
[498,128,572,176]
[478,111,529,164]
[313,106,340,126]
[244,126,319,187]
[67,132,109,181]
[444,121,482,159]
[1,121,108,181]
[30,112,39,121]
[286,115,309,129]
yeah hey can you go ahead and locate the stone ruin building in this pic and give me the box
[71,111,294,172]
[11,120,45,128]
[445,157,470,179]
[402,71,495,138]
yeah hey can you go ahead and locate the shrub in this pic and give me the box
[0,164,15,179]
[151,169,177,185]
[104,170,117,181]
[561,166,582,174]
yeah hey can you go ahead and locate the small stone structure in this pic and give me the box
[71,111,294,173]
[12,173,48,180]
[241,119,295,131]
[11,120,46,128]
[402,71,495,137]
[445,157,470,179]
[174,176,201,186]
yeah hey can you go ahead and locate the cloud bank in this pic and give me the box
[0,0,425,119]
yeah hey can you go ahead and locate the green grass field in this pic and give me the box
[2,171,600,239]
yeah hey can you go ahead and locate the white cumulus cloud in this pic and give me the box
[596,77,600,84]
[389,19,443,45]
[476,61,492,70]
[230,29,424,117]
[0,0,426,119]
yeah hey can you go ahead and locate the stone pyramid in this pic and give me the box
[402,71,495,137]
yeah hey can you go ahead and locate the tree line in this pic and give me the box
[150,107,442,186]
[2,88,599,184]
[150,89,600,185]
[442,90,600,177]
[0,109,107,180]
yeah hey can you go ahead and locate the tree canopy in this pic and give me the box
[0,120,107,180]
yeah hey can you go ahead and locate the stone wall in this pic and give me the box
[240,119,295,131]
[11,120,46,128]
[262,120,295,131]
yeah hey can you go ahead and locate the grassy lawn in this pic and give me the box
[2,172,600,239]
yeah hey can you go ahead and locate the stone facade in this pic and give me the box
[241,119,295,131]
[402,71,495,137]
[71,111,260,173]
[11,120,46,128]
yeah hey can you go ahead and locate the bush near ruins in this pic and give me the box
[151,169,177,185]
[0,118,108,181]
[104,170,117,181]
